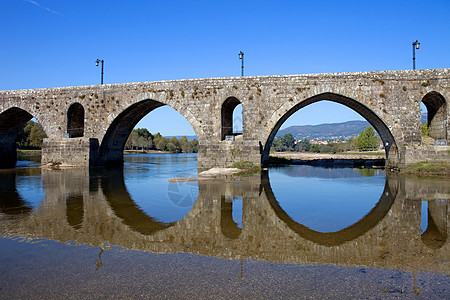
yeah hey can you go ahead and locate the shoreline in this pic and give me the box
[270,151,385,160]
[269,151,386,168]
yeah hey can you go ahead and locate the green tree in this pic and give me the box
[356,126,378,151]
[189,139,199,153]
[421,121,429,136]
[295,138,311,152]
[153,133,167,151]
[16,121,47,149]
[272,133,296,152]
[310,144,320,153]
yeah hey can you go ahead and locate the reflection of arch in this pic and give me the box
[98,168,172,235]
[421,92,447,140]
[66,194,84,230]
[0,107,33,168]
[261,93,397,166]
[221,97,242,140]
[220,196,242,239]
[261,171,397,246]
[67,103,85,138]
[0,171,33,215]
[421,199,447,249]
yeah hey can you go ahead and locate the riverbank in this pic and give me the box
[401,161,450,178]
[17,149,41,160]
[270,151,385,160]
[124,149,176,154]
[269,151,386,168]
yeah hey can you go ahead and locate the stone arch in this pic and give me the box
[98,99,201,166]
[0,107,34,168]
[262,172,397,247]
[261,92,397,166]
[67,103,84,138]
[421,92,447,140]
[221,97,243,140]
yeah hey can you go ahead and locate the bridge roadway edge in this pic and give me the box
[0,69,449,169]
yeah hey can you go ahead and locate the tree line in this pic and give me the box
[272,126,380,154]
[125,128,198,153]
[15,121,199,153]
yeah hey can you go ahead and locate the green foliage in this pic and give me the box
[402,161,449,177]
[231,161,261,174]
[421,121,428,136]
[294,138,311,152]
[272,133,296,152]
[16,121,47,149]
[124,129,198,153]
[356,126,379,151]
[272,132,359,154]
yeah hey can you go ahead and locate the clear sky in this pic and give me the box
[1,0,449,135]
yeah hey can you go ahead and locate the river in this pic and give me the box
[0,153,448,299]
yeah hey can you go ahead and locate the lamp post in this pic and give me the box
[95,59,104,84]
[412,40,420,70]
[238,51,244,77]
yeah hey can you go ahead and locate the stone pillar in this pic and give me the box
[197,139,261,170]
[42,137,99,167]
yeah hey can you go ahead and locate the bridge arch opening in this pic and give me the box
[67,103,85,138]
[420,92,447,141]
[0,107,47,168]
[221,97,243,140]
[262,93,397,166]
[99,99,199,166]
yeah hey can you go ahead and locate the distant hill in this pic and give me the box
[276,120,370,141]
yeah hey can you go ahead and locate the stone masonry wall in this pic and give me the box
[0,69,449,168]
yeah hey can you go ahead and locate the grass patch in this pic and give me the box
[343,151,385,156]
[402,161,450,177]
[17,149,41,157]
[230,161,261,175]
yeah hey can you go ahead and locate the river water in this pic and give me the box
[0,154,448,299]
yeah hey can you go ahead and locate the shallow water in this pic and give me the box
[0,154,449,299]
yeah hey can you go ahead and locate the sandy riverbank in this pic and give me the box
[270,151,385,161]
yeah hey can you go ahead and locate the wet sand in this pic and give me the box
[0,237,447,299]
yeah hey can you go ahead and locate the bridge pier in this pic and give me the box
[197,139,261,170]
[42,137,99,167]
[387,145,450,170]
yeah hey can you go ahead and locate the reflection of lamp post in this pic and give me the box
[95,59,104,84]
[412,40,420,70]
[239,51,244,77]
[237,259,243,279]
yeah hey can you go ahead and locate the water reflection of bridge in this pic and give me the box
[0,168,448,273]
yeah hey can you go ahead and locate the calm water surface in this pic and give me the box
[0,154,448,299]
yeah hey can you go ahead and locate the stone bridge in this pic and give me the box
[0,69,449,169]
[0,169,448,273]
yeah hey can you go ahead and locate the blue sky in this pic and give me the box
[1,0,449,135]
